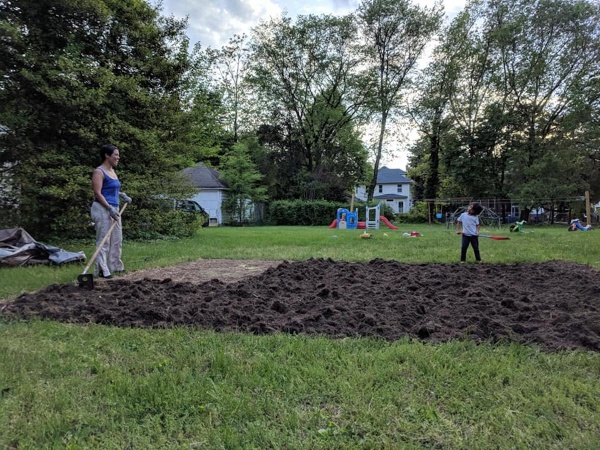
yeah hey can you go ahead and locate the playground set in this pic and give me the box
[329,203,398,231]
[446,205,503,229]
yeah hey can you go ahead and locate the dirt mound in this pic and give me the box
[2,259,599,352]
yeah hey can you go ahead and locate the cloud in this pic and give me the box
[158,0,282,48]
[155,0,467,169]
[333,0,353,7]
[158,0,466,49]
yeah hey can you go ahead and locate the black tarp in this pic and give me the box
[0,228,86,266]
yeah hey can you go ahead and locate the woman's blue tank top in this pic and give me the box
[99,167,121,207]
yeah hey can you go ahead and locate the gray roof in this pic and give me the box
[373,194,408,200]
[181,162,227,189]
[376,166,412,184]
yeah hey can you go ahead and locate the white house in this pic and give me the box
[181,162,227,225]
[355,166,413,214]
[0,126,19,215]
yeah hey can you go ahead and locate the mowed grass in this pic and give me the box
[1,224,599,449]
[2,224,599,298]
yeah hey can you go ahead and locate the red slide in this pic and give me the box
[380,216,398,230]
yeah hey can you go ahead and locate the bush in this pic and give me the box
[377,202,396,222]
[395,201,428,223]
[267,200,398,226]
[267,200,342,226]
[124,199,204,240]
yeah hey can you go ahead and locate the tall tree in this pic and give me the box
[204,34,253,142]
[247,14,371,200]
[356,0,443,201]
[408,0,600,206]
[408,29,457,201]
[488,0,600,201]
[441,5,511,198]
[0,0,195,237]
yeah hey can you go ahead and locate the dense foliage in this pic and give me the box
[0,0,199,238]
[1,0,599,236]
[267,199,395,226]
[247,15,371,201]
[219,140,267,225]
[409,0,600,212]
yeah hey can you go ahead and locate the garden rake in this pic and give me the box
[77,203,128,289]
[458,232,510,240]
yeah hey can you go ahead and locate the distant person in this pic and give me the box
[456,203,483,263]
[91,144,132,278]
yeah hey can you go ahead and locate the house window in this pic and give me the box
[398,201,404,213]
[378,184,382,193]
[397,184,402,193]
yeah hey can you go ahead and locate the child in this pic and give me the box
[456,203,483,262]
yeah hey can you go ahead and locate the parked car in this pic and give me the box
[174,199,209,227]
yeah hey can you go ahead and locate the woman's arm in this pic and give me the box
[92,169,111,208]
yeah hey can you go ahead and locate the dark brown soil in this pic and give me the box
[2,259,599,352]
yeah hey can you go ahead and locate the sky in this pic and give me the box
[155,0,467,169]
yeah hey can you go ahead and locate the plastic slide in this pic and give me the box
[380,216,398,230]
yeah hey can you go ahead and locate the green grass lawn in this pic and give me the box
[1,224,599,449]
[2,224,599,299]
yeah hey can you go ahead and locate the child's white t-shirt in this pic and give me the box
[457,213,479,236]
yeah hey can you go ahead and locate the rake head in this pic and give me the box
[77,273,94,290]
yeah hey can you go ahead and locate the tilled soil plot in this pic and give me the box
[2,259,599,352]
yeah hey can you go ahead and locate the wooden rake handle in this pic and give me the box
[81,203,128,275]
[457,231,509,240]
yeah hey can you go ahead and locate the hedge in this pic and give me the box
[267,200,396,226]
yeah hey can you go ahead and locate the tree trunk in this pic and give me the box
[367,113,388,201]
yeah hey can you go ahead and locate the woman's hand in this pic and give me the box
[108,206,120,220]
[119,192,132,203]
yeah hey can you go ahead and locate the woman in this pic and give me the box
[91,144,132,278]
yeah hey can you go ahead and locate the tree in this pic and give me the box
[0,0,196,237]
[204,34,254,142]
[408,0,600,206]
[181,87,227,165]
[408,28,457,201]
[247,14,371,200]
[490,0,600,201]
[356,0,443,201]
[219,140,267,225]
[562,74,600,201]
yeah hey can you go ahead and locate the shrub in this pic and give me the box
[124,199,204,240]
[395,201,428,223]
[267,200,398,226]
[268,200,344,226]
